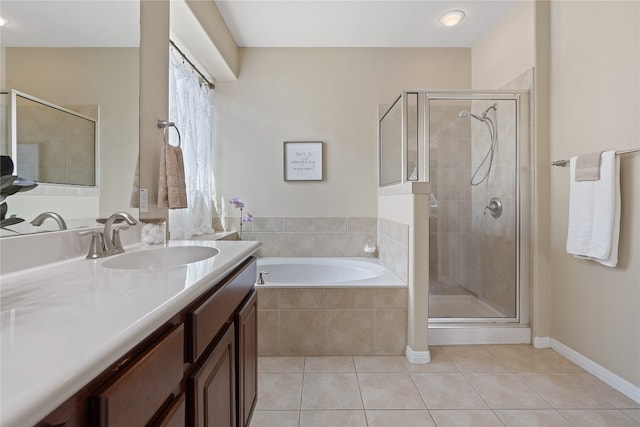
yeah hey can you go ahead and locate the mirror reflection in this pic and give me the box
[379,95,402,186]
[2,90,97,186]
[0,1,140,236]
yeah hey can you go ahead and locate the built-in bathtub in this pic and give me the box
[256,257,405,287]
[255,257,408,357]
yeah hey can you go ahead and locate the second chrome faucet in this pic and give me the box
[103,212,137,255]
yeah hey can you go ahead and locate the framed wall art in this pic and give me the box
[283,141,323,181]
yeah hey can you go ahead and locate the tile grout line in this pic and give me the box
[298,357,307,427]
[352,356,371,427]
[406,370,438,426]
[457,369,507,427]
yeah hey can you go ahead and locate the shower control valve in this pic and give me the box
[484,197,503,219]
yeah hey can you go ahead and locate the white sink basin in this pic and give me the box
[101,246,219,270]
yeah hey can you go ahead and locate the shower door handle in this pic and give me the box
[484,198,503,219]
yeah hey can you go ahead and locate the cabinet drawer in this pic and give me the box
[93,325,184,427]
[186,259,256,363]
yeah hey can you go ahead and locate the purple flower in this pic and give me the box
[242,213,253,223]
[228,197,244,209]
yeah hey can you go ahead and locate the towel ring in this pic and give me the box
[157,120,182,148]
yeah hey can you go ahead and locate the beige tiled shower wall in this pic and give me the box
[16,103,96,185]
[428,103,474,294]
[227,216,377,257]
[470,98,518,316]
[257,287,408,356]
[377,217,409,283]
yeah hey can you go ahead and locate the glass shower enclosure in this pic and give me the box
[379,90,530,323]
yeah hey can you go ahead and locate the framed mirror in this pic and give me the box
[0,0,140,235]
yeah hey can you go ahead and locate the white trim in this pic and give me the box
[428,325,531,346]
[377,181,432,196]
[532,336,551,348]
[405,345,431,364]
[551,338,640,404]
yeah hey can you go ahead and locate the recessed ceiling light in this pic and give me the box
[439,10,465,27]
[0,15,11,26]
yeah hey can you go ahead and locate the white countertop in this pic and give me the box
[0,239,261,427]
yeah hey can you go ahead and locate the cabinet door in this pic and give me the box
[236,291,257,427]
[157,393,186,427]
[189,324,236,427]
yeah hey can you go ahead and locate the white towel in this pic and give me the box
[566,150,620,267]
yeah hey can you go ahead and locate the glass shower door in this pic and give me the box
[427,96,520,321]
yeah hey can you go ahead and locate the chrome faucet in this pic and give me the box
[103,212,137,255]
[257,271,268,285]
[30,212,67,230]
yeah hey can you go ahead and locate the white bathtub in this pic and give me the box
[256,257,406,287]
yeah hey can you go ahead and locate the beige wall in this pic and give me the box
[139,0,169,221]
[213,48,470,218]
[1,47,5,88]
[472,1,535,90]
[6,48,139,219]
[471,0,544,335]
[378,191,430,356]
[549,1,640,387]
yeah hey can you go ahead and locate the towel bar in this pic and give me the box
[551,148,640,167]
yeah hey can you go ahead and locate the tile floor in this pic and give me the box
[250,345,640,427]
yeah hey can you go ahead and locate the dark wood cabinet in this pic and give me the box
[35,256,258,427]
[188,324,236,427]
[156,394,186,427]
[236,290,258,427]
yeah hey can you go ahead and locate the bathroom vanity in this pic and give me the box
[0,239,260,427]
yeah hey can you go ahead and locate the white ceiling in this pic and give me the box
[0,1,140,47]
[214,0,518,48]
[0,0,516,49]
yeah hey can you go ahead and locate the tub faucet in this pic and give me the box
[257,271,268,285]
[103,212,137,255]
[30,212,67,230]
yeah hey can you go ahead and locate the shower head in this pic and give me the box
[481,103,498,118]
[459,103,498,121]
[458,110,485,122]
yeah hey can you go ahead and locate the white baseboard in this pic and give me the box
[532,336,551,348]
[405,345,431,364]
[551,338,640,404]
[428,325,531,346]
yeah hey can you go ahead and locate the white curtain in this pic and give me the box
[167,48,215,239]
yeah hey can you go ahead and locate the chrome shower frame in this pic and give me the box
[379,90,531,328]
[425,90,531,327]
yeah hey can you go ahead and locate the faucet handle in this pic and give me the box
[111,225,130,253]
[77,230,106,259]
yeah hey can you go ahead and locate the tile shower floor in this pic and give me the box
[250,345,640,427]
